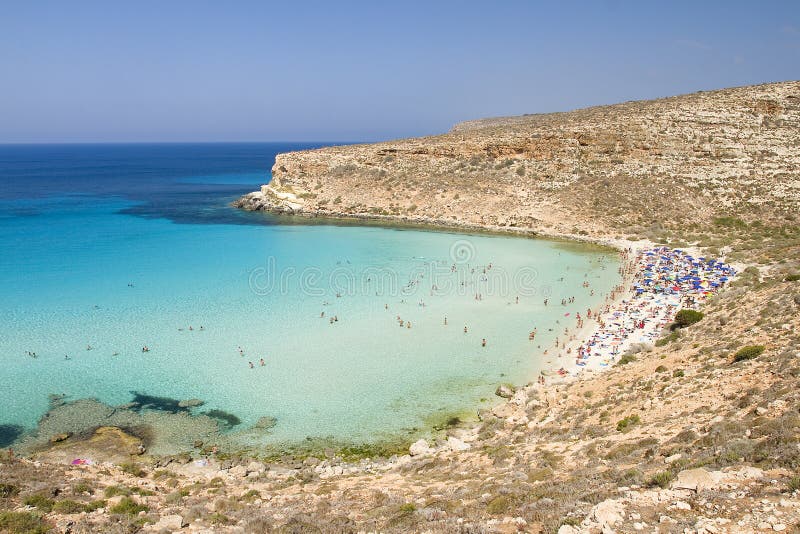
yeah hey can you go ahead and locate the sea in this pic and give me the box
[0,143,620,454]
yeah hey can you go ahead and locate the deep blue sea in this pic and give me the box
[0,143,619,453]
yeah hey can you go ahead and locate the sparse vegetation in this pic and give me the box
[616,415,641,432]
[673,309,704,328]
[733,345,765,362]
[108,496,148,516]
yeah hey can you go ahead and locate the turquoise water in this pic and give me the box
[0,144,619,451]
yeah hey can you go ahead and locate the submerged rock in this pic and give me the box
[178,398,205,408]
[253,416,278,430]
[48,432,72,444]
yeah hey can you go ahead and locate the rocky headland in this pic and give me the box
[2,81,799,533]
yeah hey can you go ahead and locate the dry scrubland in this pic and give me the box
[3,82,800,533]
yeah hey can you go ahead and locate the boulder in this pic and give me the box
[153,514,187,530]
[246,461,265,474]
[593,499,625,526]
[495,384,516,399]
[409,439,433,456]
[672,468,718,492]
[228,464,247,477]
[446,436,471,452]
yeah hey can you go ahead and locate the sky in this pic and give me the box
[0,0,798,143]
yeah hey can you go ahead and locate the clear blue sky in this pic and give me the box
[1,0,798,143]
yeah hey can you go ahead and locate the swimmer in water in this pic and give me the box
[259,358,265,366]
[249,361,254,369]
[481,338,486,347]
[464,326,468,334]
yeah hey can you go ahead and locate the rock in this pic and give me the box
[664,453,682,464]
[153,514,187,530]
[674,500,691,510]
[495,384,516,399]
[592,499,625,526]
[672,468,718,492]
[228,464,247,477]
[49,432,72,443]
[773,524,786,532]
[756,406,768,416]
[409,439,433,456]
[491,402,516,418]
[254,416,278,429]
[246,461,265,474]
[178,398,204,408]
[446,436,471,452]
[106,495,125,507]
[735,466,764,479]
[557,526,580,534]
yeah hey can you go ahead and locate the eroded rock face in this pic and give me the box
[235,81,800,240]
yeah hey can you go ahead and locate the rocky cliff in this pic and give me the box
[235,81,800,245]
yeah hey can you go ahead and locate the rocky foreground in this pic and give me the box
[2,82,800,533]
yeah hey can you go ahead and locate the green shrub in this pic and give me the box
[647,470,674,488]
[655,365,668,373]
[23,494,54,513]
[655,330,680,346]
[71,482,92,495]
[486,495,513,515]
[785,274,800,282]
[672,369,685,378]
[119,462,144,477]
[616,415,641,432]
[209,513,232,525]
[52,500,86,514]
[104,485,131,498]
[616,354,636,366]
[109,496,148,516]
[733,345,765,362]
[0,511,49,534]
[0,483,20,498]
[788,475,800,492]
[674,309,704,327]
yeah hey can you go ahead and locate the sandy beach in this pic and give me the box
[539,243,736,382]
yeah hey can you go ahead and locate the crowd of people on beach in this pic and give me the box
[563,246,735,374]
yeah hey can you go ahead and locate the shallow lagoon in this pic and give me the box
[0,144,620,452]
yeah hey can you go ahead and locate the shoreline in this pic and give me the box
[11,204,734,474]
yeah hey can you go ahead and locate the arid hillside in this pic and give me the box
[236,81,799,255]
[1,82,799,533]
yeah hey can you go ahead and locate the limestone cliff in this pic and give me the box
[235,81,800,243]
